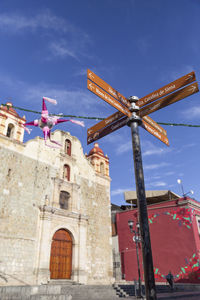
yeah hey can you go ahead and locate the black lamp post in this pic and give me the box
[128,219,142,299]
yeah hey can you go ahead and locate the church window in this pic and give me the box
[6,123,14,138]
[65,139,71,156]
[63,164,70,181]
[59,191,70,210]
[100,162,105,175]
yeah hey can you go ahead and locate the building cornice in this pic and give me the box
[39,205,88,221]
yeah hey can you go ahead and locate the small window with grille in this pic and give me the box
[59,191,70,210]
[7,123,15,138]
[65,139,71,156]
[63,164,70,181]
[100,162,104,175]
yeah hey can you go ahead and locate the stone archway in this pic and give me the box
[50,229,72,279]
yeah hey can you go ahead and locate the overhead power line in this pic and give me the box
[2,103,200,127]
[1,104,105,120]
[157,122,200,128]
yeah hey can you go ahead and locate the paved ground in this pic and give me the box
[157,290,200,299]
[118,290,200,300]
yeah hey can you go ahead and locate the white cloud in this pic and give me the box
[142,140,171,157]
[111,135,171,156]
[116,141,132,155]
[137,35,152,54]
[153,181,167,187]
[146,181,167,188]
[184,143,196,148]
[165,171,175,176]
[178,172,184,177]
[175,142,196,154]
[0,10,68,33]
[49,41,79,61]
[144,162,170,170]
[0,11,92,62]
[160,65,194,83]
[181,105,200,120]
[73,69,87,77]
[111,188,131,196]
[0,73,104,116]
[143,147,168,156]
[145,175,161,181]
[103,132,121,144]
[47,32,92,61]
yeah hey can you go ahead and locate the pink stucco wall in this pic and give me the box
[116,198,200,283]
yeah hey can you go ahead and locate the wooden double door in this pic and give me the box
[50,229,72,279]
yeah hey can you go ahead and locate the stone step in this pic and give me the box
[30,296,72,300]
[48,280,78,285]
[0,284,120,300]
[2,283,196,300]
[1,294,120,300]
[30,297,119,300]
[114,283,181,297]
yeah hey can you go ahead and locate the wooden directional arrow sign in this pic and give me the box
[87,79,131,117]
[88,69,130,108]
[87,111,124,136]
[87,113,169,146]
[87,69,198,146]
[87,115,127,145]
[141,119,169,146]
[139,82,199,118]
[87,69,168,144]
[142,115,167,136]
[137,71,196,108]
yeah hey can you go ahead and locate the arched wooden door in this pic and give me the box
[50,229,72,279]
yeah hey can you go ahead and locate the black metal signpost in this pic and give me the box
[87,69,199,300]
[127,96,157,300]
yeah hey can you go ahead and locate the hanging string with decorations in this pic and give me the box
[2,103,200,127]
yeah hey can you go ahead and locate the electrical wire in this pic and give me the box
[2,103,200,127]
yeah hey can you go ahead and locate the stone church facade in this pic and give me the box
[0,103,113,286]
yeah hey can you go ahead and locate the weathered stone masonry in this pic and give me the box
[0,103,113,286]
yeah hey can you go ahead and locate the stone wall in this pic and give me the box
[0,143,56,285]
[79,178,112,284]
[0,130,113,286]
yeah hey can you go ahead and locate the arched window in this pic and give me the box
[63,164,70,181]
[100,162,105,175]
[59,191,70,210]
[6,123,14,138]
[65,139,71,156]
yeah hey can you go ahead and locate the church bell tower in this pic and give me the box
[87,142,109,177]
[0,102,26,143]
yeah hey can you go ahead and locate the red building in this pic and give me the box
[116,191,200,283]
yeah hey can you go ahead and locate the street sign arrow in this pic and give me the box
[87,111,124,136]
[139,82,199,118]
[87,69,130,108]
[188,84,197,93]
[88,71,95,80]
[87,79,131,117]
[142,115,167,136]
[87,115,127,145]
[87,113,169,146]
[137,71,196,108]
[141,119,169,146]
[87,70,198,146]
[88,82,95,91]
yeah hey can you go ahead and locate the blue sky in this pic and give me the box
[1,0,200,205]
